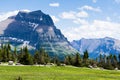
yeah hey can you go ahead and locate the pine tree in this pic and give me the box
[64,56,70,65]
[104,54,114,70]
[18,48,23,62]
[53,56,60,66]
[83,50,89,66]
[33,48,50,64]
[83,50,89,60]
[64,55,73,65]
[11,47,17,62]
[2,45,8,62]
[39,48,45,64]
[74,53,81,67]
[113,55,117,68]
[98,54,105,67]
[118,54,120,63]
[34,50,40,64]
[6,44,11,61]
[19,46,33,65]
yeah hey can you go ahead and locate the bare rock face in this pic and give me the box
[71,37,120,58]
[0,10,77,59]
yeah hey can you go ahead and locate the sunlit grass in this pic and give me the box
[0,66,119,80]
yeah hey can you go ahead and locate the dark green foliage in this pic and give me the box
[0,44,50,65]
[12,47,17,62]
[83,50,89,61]
[19,46,33,65]
[53,56,60,66]
[0,43,120,70]
[73,53,81,67]
[98,54,106,67]
[34,48,50,64]
[97,54,120,70]
[64,55,73,65]
[17,48,23,62]
[83,50,89,66]
[113,55,118,68]
[16,76,22,80]
[34,50,40,64]
[0,44,12,62]
[103,55,114,70]
[64,51,120,70]
[118,54,120,63]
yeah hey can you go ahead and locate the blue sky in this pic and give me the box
[0,0,120,41]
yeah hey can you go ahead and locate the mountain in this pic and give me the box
[0,10,77,59]
[71,37,120,58]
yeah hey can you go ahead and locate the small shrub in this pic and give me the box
[16,76,22,80]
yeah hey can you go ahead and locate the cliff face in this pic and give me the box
[0,10,77,58]
[71,37,120,58]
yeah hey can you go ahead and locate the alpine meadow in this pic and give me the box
[0,0,120,80]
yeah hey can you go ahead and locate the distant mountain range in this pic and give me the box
[0,10,77,59]
[0,10,120,59]
[71,37,120,58]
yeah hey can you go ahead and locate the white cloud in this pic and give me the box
[60,11,88,19]
[114,0,120,3]
[60,11,89,25]
[51,15,59,23]
[79,5,101,12]
[63,20,120,41]
[21,9,30,12]
[0,10,18,22]
[0,9,30,22]
[106,17,111,21]
[59,11,76,19]
[49,3,59,7]
[73,18,89,25]
[76,11,88,18]
[92,0,97,3]
[60,11,88,25]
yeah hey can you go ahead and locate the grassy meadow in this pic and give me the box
[0,66,120,80]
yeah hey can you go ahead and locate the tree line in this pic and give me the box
[0,44,120,70]
[65,50,120,70]
[0,44,49,65]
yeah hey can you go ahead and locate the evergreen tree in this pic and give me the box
[44,52,50,64]
[33,48,50,64]
[11,47,17,62]
[39,48,45,64]
[118,54,120,63]
[83,50,89,66]
[98,54,105,67]
[34,50,40,64]
[18,48,23,62]
[2,45,8,62]
[113,55,117,68]
[104,55,114,70]
[6,44,11,61]
[19,46,33,65]
[64,55,73,65]
[74,53,81,67]
[83,50,89,61]
[64,56,69,65]
[53,56,60,66]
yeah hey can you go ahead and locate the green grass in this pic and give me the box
[0,66,120,80]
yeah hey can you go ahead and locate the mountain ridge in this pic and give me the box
[71,37,120,58]
[0,10,77,59]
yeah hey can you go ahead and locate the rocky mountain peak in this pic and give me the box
[0,10,77,59]
[15,10,54,26]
